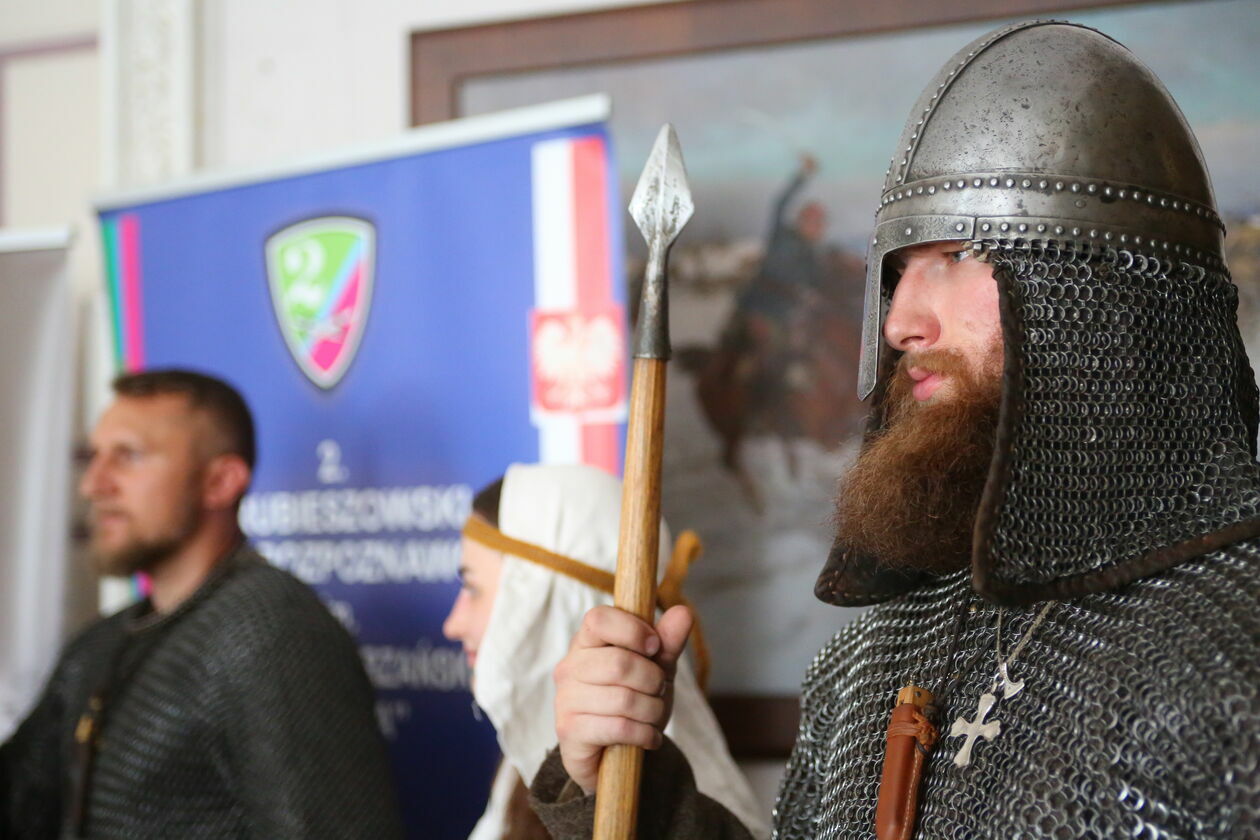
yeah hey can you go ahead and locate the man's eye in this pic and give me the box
[949,248,972,263]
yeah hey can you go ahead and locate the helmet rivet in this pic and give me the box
[1038,180,1048,189]
[905,227,913,236]
[873,237,879,245]
[955,222,966,232]
[957,179,965,189]
[910,133,918,141]
[944,181,952,190]
[901,157,908,165]
[1103,186,1114,197]
[1135,236,1143,245]
[973,178,983,187]
[990,177,1000,187]
[1018,223,1028,233]
[928,186,936,195]
[1147,195,1155,205]
[982,223,992,232]
[905,146,912,153]
[1104,232,1113,241]
[1089,229,1098,238]
[1055,181,1065,191]
[1171,201,1179,210]
[1054,226,1064,235]
[1037,224,1047,233]
[1000,222,1011,232]
[1072,228,1081,236]
[1133,191,1142,201]
[917,186,924,195]
[1021,179,1031,188]
[1086,183,1098,194]
[1120,234,1128,243]
[1005,178,1016,188]
[1070,183,1081,193]
[1118,190,1127,199]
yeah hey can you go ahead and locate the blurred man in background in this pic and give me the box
[0,369,402,839]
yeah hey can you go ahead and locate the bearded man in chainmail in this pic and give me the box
[529,20,1260,839]
[0,370,403,839]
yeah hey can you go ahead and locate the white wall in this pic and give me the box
[3,51,101,299]
[0,5,99,301]
[0,0,98,43]
[199,0,678,170]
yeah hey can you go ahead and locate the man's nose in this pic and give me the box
[79,455,108,500]
[442,594,466,641]
[883,261,941,353]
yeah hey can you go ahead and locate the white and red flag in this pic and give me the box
[530,135,627,474]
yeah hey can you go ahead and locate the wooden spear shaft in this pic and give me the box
[593,356,666,839]
[592,125,692,840]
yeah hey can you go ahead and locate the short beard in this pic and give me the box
[91,500,201,579]
[94,536,185,578]
[833,349,1001,574]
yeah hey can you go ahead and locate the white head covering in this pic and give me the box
[466,463,768,839]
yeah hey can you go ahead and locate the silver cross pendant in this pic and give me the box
[949,692,1002,768]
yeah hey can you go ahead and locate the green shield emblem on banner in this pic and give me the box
[265,216,375,389]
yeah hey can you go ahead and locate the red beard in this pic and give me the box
[834,348,1001,574]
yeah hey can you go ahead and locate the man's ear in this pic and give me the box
[203,454,251,511]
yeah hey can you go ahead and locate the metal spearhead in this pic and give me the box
[628,124,693,360]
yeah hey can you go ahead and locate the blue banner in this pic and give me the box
[97,98,627,838]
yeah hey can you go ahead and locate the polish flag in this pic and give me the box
[529,135,626,474]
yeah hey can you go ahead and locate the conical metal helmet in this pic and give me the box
[858,19,1226,398]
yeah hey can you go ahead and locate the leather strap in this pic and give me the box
[462,515,712,689]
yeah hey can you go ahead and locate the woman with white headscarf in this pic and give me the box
[443,463,767,839]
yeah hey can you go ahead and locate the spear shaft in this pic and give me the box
[592,124,692,840]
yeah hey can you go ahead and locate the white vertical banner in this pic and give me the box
[0,228,75,739]
[530,138,582,464]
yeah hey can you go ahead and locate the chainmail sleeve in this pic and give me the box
[772,627,855,839]
[208,567,404,840]
[0,663,66,838]
[1,614,124,840]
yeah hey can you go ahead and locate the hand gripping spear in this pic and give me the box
[592,124,693,840]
